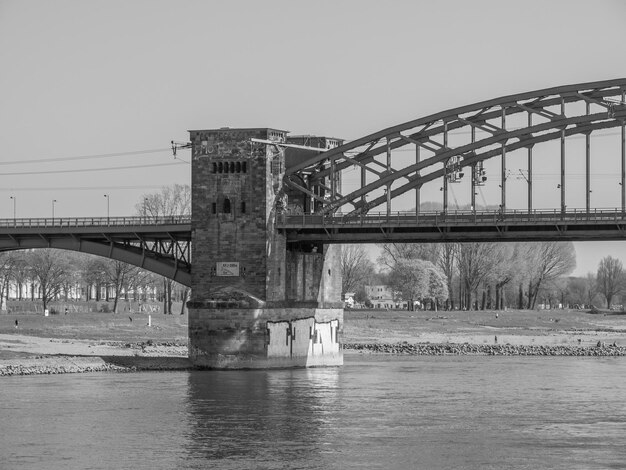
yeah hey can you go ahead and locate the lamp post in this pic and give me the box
[52,199,57,223]
[104,194,110,223]
[9,196,16,225]
[143,198,148,220]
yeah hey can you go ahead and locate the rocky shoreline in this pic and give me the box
[343,342,626,356]
[0,355,193,377]
[4,341,626,377]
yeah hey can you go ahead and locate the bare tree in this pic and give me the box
[457,242,499,309]
[341,245,374,294]
[436,243,458,309]
[525,242,576,309]
[101,259,143,313]
[596,256,624,308]
[0,253,17,311]
[377,243,438,270]
[27,249,70,313]
[137,184,191,218]
[584,272,598,308]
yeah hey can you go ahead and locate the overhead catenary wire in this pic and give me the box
[0,184,186,192]
[0,148,174,166]
[0,161,187,177]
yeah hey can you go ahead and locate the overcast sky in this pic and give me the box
[1,0,626,275]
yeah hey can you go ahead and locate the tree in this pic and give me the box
[525,242,576,309]
[388,258,448,310]
[436,243,458,310]
[341,245,374,294]
[457,242,499,309]
[101,259,143,313]
[584,272,598,308]
[487,243,523,310]
[137,184,191,218]
[0,253,17,311]
[27,249,71,312]
[377,243,439,270]
[596,256,624,308]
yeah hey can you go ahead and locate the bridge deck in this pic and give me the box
[278,209,626,243]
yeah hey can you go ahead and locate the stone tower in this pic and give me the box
[187,128,343,368]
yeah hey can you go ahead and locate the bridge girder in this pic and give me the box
[0,227,191,287]
[284,78,626,215]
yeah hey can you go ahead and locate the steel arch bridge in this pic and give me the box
[281,78,626,243]
[0,216,192,287]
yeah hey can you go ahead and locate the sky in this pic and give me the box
[1,0,626,276]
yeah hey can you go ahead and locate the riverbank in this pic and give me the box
[343,342,626,356]
[2,307,626,376]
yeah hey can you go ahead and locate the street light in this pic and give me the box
[143,197,148,219]
[52,199,57,222]
[104,194,110,223]
[9,196,16,224]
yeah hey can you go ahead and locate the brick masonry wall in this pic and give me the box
[189,128,287,303]
[188,128,344,368]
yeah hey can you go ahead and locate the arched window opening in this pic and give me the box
[223,198,231,214]
[218,162,223,173]
[236,162,241,173]
[241,201,246,214]
[224,161,229,173]
[230,162,235,173]
[212,162,217,173]
[242,162,247,173]
[211,202,217,214]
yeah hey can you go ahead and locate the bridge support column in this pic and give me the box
[187,128,343,369]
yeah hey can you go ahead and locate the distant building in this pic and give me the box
[365,285,407,309]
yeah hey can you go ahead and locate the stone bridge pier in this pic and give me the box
[187,128,343,368]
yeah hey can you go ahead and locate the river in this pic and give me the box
[2,355,625,469]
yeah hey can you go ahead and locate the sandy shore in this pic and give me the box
[0,333,191,376]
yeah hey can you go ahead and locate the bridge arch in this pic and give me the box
[285,78,626,216]
[1,240,191,287]
[0,217,191,287]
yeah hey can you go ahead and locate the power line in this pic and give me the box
[0,184,187,192]
[0,148,173,166]
[0,162,187,177]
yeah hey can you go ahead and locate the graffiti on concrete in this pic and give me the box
[266,317,340,359]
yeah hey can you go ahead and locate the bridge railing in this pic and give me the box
[0,215,191,229]
[278,208,626,227]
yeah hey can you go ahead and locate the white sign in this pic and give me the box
[216,262,240,277]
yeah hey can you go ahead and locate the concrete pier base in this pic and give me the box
[188,307,343,369]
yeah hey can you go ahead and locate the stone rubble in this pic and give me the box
[343,342,626,356]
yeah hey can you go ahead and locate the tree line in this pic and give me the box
[342,241,626,311]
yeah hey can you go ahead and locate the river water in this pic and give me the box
[2,355,625,470]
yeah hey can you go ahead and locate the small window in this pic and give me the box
[211,202,217,214]
[242,162,247,173]
[241,201,246,214]
[224,162,229,173]
[212,162,217,173]
[230,162,235,173]
[223,198,231,214]
[218,162,223,173]
[271,158,282,176]
[236,162,241,173]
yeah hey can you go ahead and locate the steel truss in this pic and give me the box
[0,220,191,286]
[284,78,626,217]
